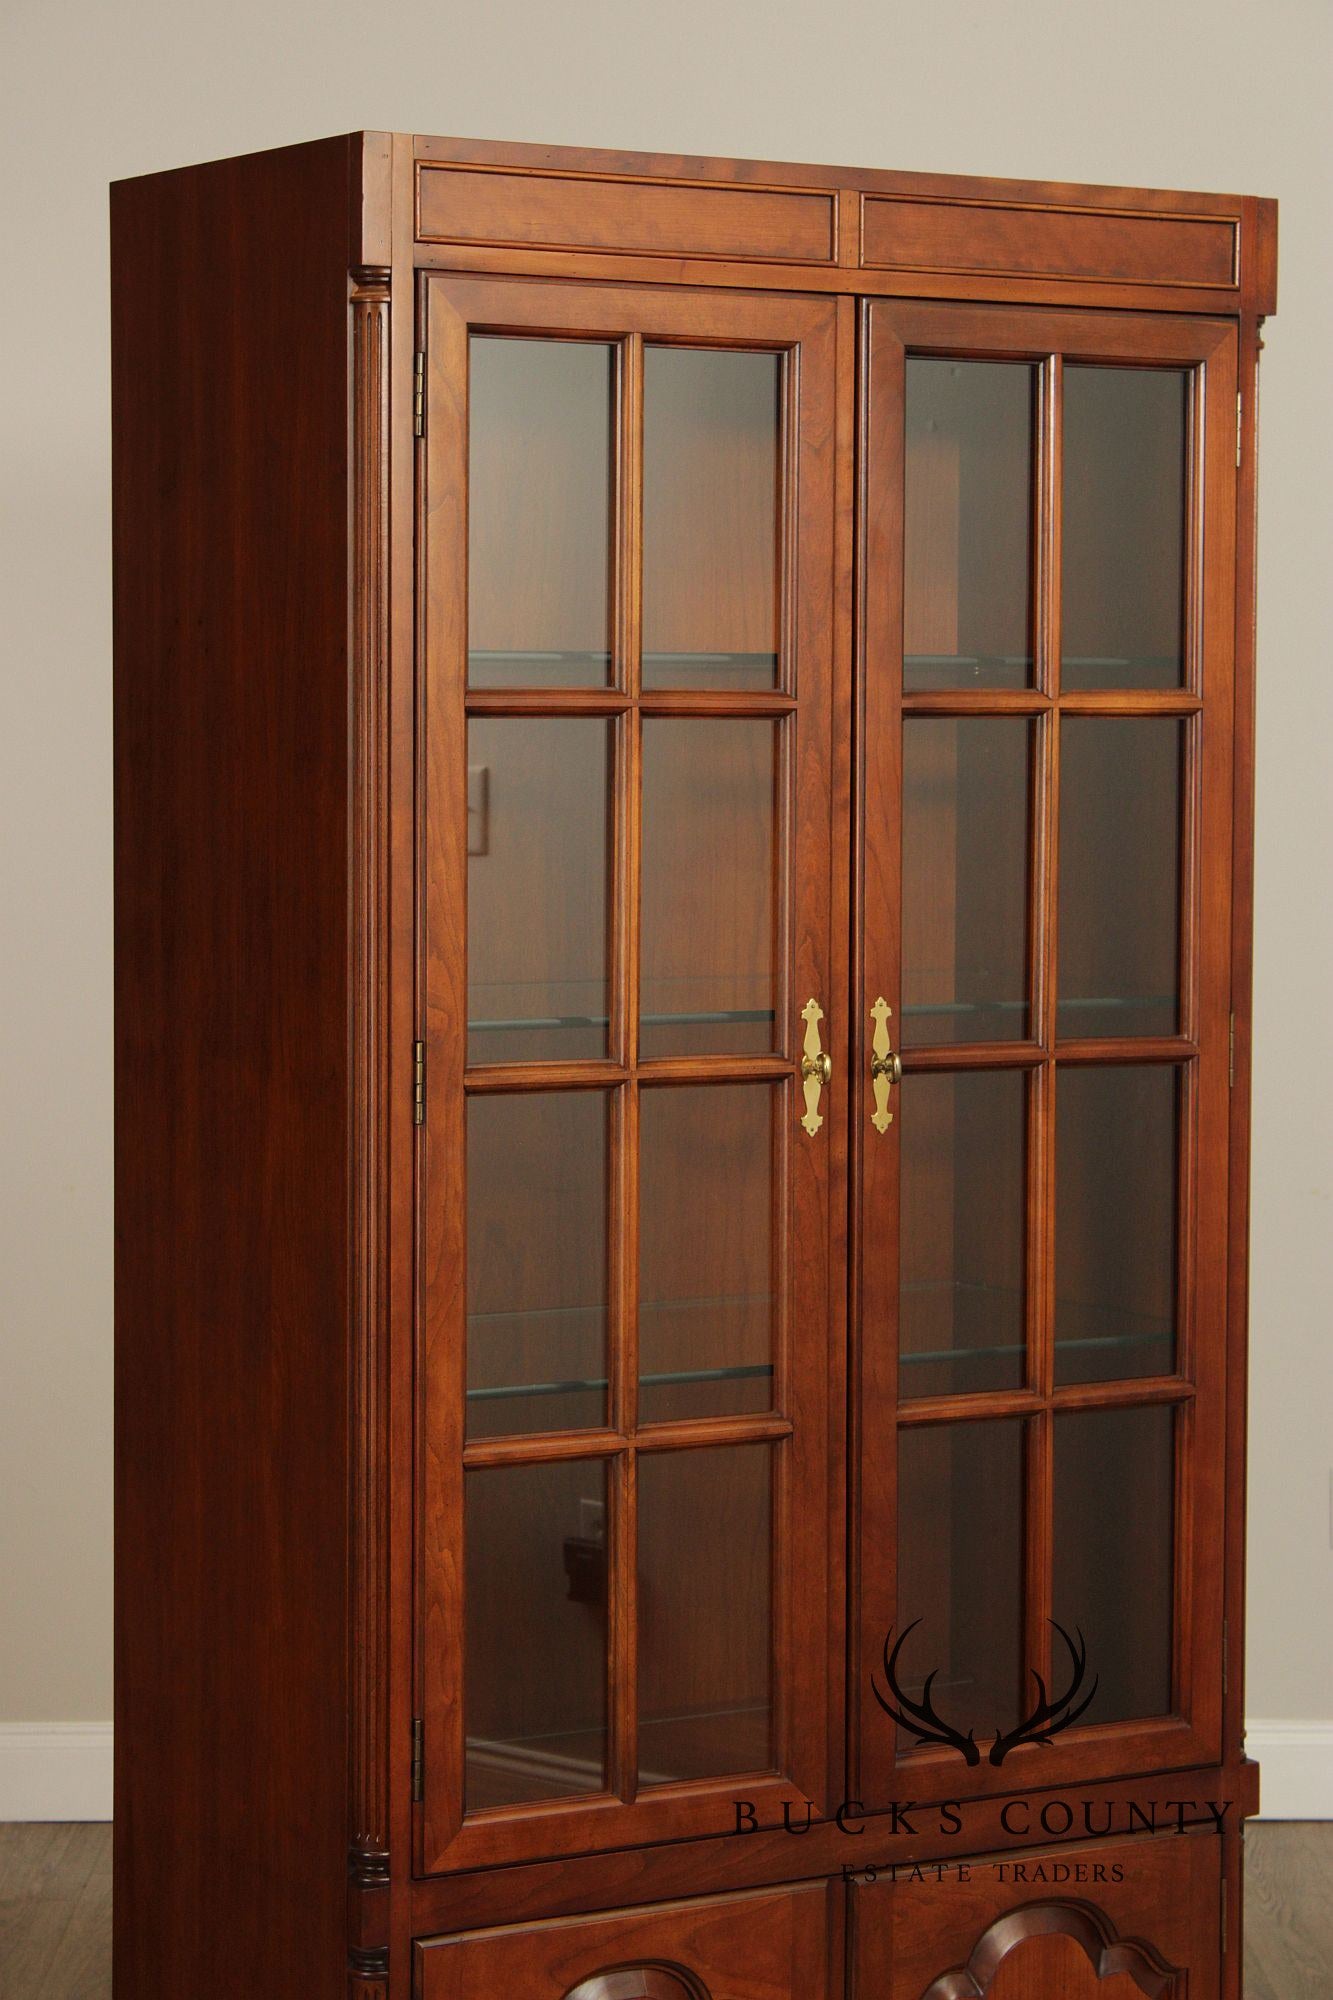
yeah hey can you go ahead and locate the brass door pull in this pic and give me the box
[800,999,832,1136]
[869,996,902,1133]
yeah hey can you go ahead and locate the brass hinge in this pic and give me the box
[1228,1012,1236,1089]
[413,1039,426,1125]
[413,351,425,438]
[1236,392,1243,468]
[411,1718,424,1803]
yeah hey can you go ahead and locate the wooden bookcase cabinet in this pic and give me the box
[111,132,1276,2000]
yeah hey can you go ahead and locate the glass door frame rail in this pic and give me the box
[417,273,845,1876]
[854,300,1238,1808]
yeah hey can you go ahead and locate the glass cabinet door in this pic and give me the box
[417,276,841,1873]
[857,304,1236,1801]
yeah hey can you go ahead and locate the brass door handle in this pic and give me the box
[869,996,901,1133]
[800,999,832,1136]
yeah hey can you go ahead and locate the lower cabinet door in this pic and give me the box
[416,1881,839,2000]
[851,1833,1222,1999]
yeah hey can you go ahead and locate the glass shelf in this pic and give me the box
[469,1292,773,1324]
[468,1292,775,1406]
[904,653,1179,684]
[467,648,612,687]
[466,1362,774,1406]
[900,1330,1171,1370]
[465,1319,1172,1394]
[470,1288,768,1320]
[466,649,779,683]
[1060,655,1180,679]
[899,1278,1173,1380]
[900,994,1174,1021]
[641,650,779,686]
[637,1701,773,1788]
[900,1276,1025,1297]
[905,652,1034,684]
[472,1288,772,1416]
[900,1283,1173,1321]
[467,1007,775,1036]
[469,997,1180,1036]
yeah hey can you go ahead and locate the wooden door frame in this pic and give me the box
[415,271,848,1874]
[852,299,1238,1808]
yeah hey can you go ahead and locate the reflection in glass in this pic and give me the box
[904,359,1036,692]
[465,1459,609,1807]
[900,1071,1027,1398]
[466,1093,609,1438]
[1062,366,1187,689]
[640,720,778,1058]
[1056,1066,1178,1386]
[1057,719,1182,1040]
[468,337,614,687]
[467,718,611,1064]
[638,1445,773,1783]
[902,719,1031,1045]
[638,1085,775,1423]
[896,1421,1025,1751]
[643,347,781,689]
[1054,1406,1174,1724]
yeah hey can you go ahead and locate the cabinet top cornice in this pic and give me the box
[401,131,1276,317]
[112,131,1278,317]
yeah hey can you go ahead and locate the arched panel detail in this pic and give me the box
[563,1963,710,2000]
[921,1901,1176,2000]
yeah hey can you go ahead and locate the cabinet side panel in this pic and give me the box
[112,137,356,1999]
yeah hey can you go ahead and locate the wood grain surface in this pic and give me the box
[111,133,367,2000]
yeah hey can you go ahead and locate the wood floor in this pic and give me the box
[0,1821,1328,1995]
[1243,1823,1333,1999]
[0,1824,110,1999]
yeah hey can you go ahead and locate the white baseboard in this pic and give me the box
[0,1718,1327,1824]
[0,1723,113,1822]
[1246,1720,1333,1820]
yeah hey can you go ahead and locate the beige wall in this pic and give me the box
[2,0,1329,1728]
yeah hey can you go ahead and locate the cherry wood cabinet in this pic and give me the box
[111,131,1275,2000]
